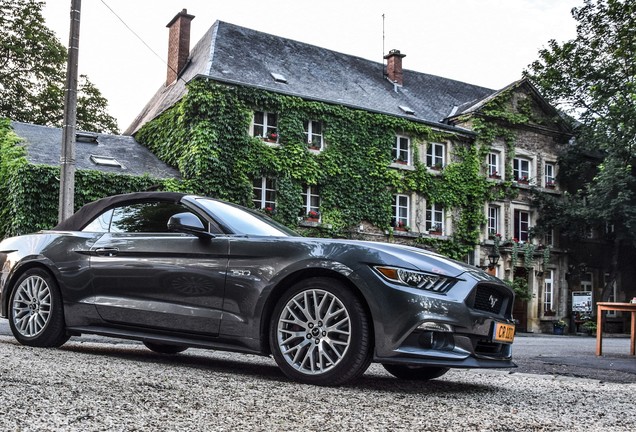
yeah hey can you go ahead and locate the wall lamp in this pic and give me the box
[487,253,500,270]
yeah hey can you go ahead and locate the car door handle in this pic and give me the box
[94,247,119,256]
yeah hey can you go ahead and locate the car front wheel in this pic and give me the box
[8,268,69,347]
[383,364,450,380]
[270,277,372,386]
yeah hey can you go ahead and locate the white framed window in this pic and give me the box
[487,152,500,178]
[252,111,278,142]
[514,209,530,242]
[487,205,500,236]
[304,120,323,150]
[426,202,444,233]
[301,185,321,219]
[392,135,411,165]
[426,142,445,168]
[580,272,593,292]
[544,270,554,313]
[253,177,276,210]
[544,162,556,187]
[392,194,410,229]
[513,157,531,182]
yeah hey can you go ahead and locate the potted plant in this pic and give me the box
[265,132,278,143]
[305,210,320,222]
[581,319,597,335]
[545,181,556,189]
[395,221,410,232]
[429,223,442,235]
[489,171,501,179]
[553,319,567,335]
[516,176,529,184]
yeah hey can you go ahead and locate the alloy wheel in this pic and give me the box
[276,288,352,375]
[12,275,52,338]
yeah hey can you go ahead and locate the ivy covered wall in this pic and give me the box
[135,80,506,259]
[0,118,169,238]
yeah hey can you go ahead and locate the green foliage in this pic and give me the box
[0,118,166,237]
[581,319,597,333]
[0,0,119,133]
[525,0,636,248]
[505,277,532,302]
[136,81,503,258]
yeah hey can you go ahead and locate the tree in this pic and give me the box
[0,0,119,133]
[525,0,636,299]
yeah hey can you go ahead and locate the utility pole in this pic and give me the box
[58,0,81,223]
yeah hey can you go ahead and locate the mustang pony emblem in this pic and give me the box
[489,295,499,309]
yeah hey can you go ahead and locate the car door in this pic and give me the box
[88,201,229,335]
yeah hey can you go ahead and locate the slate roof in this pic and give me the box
[11,121,180,179]
[126,21,497,135]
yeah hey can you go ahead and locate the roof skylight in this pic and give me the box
[399,105,415,115]
[270,72,288,83]
[90,155,123,168]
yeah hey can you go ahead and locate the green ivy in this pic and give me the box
[1,81,543,263]
[0,118,170,237]
[135,81,511,259]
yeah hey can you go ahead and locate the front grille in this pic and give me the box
[472,285,509,315]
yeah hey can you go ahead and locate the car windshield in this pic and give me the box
[195,198,297,237]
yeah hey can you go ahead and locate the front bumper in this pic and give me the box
[356,267,516,369]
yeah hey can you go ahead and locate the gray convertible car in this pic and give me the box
[0,192,515,385]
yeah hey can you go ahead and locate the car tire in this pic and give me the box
[269,277,372,386]
[143,341,188,354]
[8,268,69,347]
[382,364,450,380]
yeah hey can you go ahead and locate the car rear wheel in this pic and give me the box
[383,364,450,380]
[8,268,69,347]
[270,277,372,386]
[143,341,188,354]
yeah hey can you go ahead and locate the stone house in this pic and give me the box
[124,10,585,334]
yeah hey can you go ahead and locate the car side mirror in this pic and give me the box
[167,212,212,239]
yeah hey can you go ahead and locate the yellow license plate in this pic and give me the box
[493,322,515,343]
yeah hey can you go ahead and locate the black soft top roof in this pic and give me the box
[53,192,187,231]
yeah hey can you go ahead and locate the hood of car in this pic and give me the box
[338,239,479,278]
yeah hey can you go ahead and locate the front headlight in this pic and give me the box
[373,266,455,293]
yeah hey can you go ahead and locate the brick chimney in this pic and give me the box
[166,9,195,86]
[384,49,406,86]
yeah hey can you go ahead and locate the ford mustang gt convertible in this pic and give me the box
[0,192,515,385]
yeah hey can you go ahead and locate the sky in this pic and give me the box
[42,0,581,133]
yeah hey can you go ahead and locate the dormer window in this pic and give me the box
[399,105,415,115]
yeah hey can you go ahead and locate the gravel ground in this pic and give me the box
[1,335,635,431]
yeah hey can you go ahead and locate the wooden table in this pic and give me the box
[596,302,636,356]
